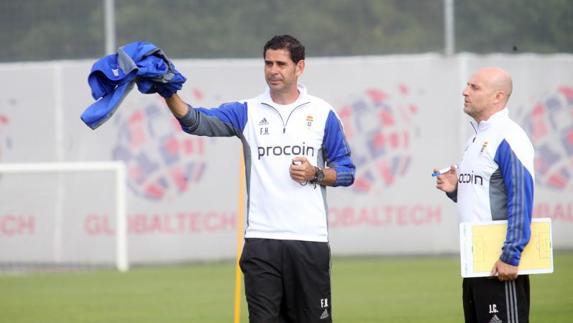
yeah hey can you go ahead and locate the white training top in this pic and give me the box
[177,85,355,242]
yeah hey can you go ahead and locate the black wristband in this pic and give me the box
[310,167,325,185]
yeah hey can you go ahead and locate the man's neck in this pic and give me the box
[270,88,300,105]
[475,106,505,123]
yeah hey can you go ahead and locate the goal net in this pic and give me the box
[0,162,127,272]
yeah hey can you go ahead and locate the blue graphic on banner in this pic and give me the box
[518,86,573,190]
[112,103,207,201]
[337,85,420,194]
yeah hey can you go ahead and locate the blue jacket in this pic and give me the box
[81,41,186,129]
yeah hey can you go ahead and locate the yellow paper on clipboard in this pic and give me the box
[459,218,553,278]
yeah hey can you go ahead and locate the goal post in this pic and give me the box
[0,161,128,272]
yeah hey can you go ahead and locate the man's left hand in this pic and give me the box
[490,259,519,281]
[289,157,315,184]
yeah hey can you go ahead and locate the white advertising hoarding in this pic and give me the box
[0,54,572,264]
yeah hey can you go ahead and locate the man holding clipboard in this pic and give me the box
[434,67,535,323]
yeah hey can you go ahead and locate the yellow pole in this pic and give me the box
[233,151,246,323]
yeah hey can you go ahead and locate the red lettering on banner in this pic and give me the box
[85,214,115,236]
[185,212,201,232]
[204,211,235,232]
[149,215,163,233]
[328,205,442,228]
[534,203,573,222]
[0,215,35,236]
[85,212,236,235]
[129,214,142,233]
[127,212,236,235]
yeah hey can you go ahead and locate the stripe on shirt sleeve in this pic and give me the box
[494,139,534,266]
[178,101,248,137]
[323,110,355,187]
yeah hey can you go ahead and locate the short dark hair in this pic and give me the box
[263,35,305,63]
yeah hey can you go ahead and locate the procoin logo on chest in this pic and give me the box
[257,143,315,160]
[458,172,484,186]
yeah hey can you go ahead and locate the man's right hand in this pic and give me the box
[434,165,458,193]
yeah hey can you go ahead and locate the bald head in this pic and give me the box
[475,67,513,104]
[463,67,514,122]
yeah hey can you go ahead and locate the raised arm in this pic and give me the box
[162,92,248,138]
[164,93,190,118]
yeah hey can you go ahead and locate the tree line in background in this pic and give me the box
[0,0,571,62]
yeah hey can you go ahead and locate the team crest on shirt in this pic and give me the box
[306,115,314,128]
[480,141,489,153]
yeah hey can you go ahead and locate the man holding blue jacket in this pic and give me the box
[163,35,355,323]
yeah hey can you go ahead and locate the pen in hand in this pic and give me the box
[432,166,453,177]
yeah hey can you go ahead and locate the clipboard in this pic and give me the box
[459,218,553,278]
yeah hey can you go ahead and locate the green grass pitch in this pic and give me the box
[1,251,572,322]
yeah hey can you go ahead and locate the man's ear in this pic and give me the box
[495,90,506,104]
[296,60,305,77]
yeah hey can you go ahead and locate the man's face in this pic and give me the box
[264,48,303,93]
[462,71,495,121]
